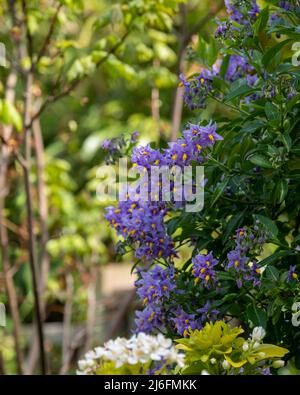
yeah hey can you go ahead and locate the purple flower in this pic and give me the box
[197,301,219,323]
[227,250,248,271]
[192,252,219,289]
[171,308,201,336]
[261,367,272,375]
[102,139,111,150]
[179,70,213,110]
[278,1,294,11]
[244,260,262,287]
[225,55,257,87]
[135,265,176,305]
[131,144,165,169]
[130,130,140,142]
[135,305,164,333]
[287,265,298,282]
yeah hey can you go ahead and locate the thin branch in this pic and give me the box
[23,71,47,375]
[183,2,224,47]
[34,3,63,68]
[21,0,34,60]
[28,27,132,127]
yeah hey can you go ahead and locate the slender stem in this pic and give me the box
[0,69,24,374]
[23,72,47,375]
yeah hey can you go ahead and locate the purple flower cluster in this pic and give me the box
[134,265,176,333]
[105,201,175,262]
[180,53,258,110]
[225,226,265,288]
[135,265,176,305]
[226,55,258,87]
[132,122,222,169]
[106,124,222,261]
[197,301,219,323]
[278,0,298,11]
[191,251,219,289]
[179,72,213,110]
[224,0,260,24]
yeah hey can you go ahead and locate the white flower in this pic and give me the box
[210,358,216,364]
[78,360,88,370]
[273,360,285,368]
[201,370,210,375]
[77,332,183,374]
[222,359,230,370]
[94,346,105,358]
[242,342,249,351]
[251,326,266,342]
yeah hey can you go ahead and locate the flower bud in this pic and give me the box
[273,360,285,369]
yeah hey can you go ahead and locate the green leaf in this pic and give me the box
[262,39,292,68]
[0,100,22,132]
[241,120,266,133]
[258,250,293,266]
[265,265,279,281]
[224,84,257,102]
[222,212,245,244]
[274,179,288,204]
[253,214,279,237]
[210,177,230,207]
[246,305,267,328]
[264,102,280,122]
[248,154,273,168]
[220,55,230,79]
[253,6,269,34]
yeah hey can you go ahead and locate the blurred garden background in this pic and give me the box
[0,0,226,374]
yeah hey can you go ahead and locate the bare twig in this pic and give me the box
[29,28,132,127]
[21,0,34,60]
[34,3,63,68]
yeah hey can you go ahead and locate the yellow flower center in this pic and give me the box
[234,260,240,268]
[208,134,214,141]
[148,312,155,321]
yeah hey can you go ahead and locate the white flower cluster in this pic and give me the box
[77,332,185,375]
[239,326,266,353]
